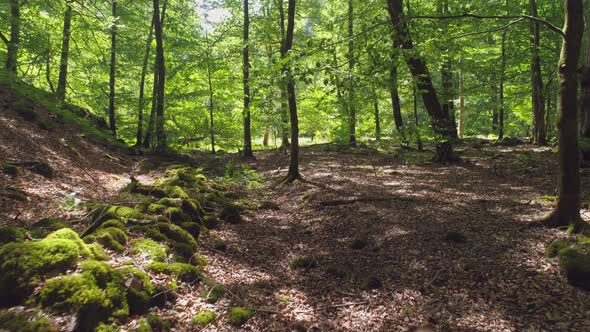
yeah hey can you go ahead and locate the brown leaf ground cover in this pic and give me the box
[199,144,590,331]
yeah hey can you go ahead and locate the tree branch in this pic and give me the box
[408,14,564,36]
[452,17,525,39]
[0,31,8,45]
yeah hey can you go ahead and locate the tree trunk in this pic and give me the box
[263,126,271,146]
[530,0,547,145]
[5,0,20,73]
[386,0,457,161]
[499,28,507,140]
[108,0,117,137]
[243,0,254,158]
[458,61,465,139]
[440,0,458,140]
[347,0,357,146]
[539,0,585,232]
[285,0,300,182]
[206,33,215,154]
[581,0,590,139]
[153,0,167,151]
[374,92,381,140]
[390,64,406,144]
[413,85,423,151]
[491,83,499,133]
[136,16,154,147]
[56,2,73,102]
[278,0,290,149]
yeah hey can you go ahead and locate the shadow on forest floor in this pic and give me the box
[202,143,590,331]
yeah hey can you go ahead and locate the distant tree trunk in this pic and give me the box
[413,85,423,151]
[373,92,381,140]
[153,0,167,151]
[499,28,507,140]
[45,36,55,93]
[285,0,300,182]
[278,0,290,149]
[581,0,590,138]
[530,0,546,145]
[458,61,465,139]
[4,0,20,73]
[439,0,458,140]
[390,64,406,144]
[263,126,271,146]
[386,0,457,161]
[491,83,499,133]
[243,0,254,158]
[56,1,73,102]
[136,17,154,147]
[108,0,117,137]
[347,0,357,146]
[206,33,215,154]
[539,0,585,232]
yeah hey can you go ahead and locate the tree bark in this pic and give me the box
[108,0,117,137]
[413,85,423,151]
[278,0,290,149]
[285,0,300,182]
[491,82,499,133]
[386,0,457,161]
[530,0,546,145]
[539,0,585,232]
[153,0,167,151]
[136,16,155,146]
[243,0,254,158]
[390,64,406,144]
[347,0,357,146]
[5,0,20,73]
[56,1,73,102]
[206,32,215,154]
[499,28,507,140]
[581,0,590,139]
[458,60,465,139]
[374,92,381,140]
[440,0,458,140]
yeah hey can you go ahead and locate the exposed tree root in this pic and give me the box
[535,209,589,234]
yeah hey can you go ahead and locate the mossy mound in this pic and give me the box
[130,238,167,262]
[90,227,128,252]
[0,234,83,305]
[146,314,171,331]
[88,242,110,260]
[100,219,126,231]
[1,164,19,176]
[39,261,155,331]
[220,203,241,224]
[0,226,26,244]
[228,307,254,327]
[134,318,152,332]
[148,262,202,283]
[202,284,224,303]
[46,228,93,257]
[181,199,204,219]
[166,186,189,200]
[192,310,217,326]
[556,241,590,290]
[547,237,585,258]
[289,256,318,270]
[164,207,191,224]
[147,204,167,214]
[31,218,68,237]
[92,204,147,223]
[157,198,181,208]
[156,223,197,250]
[179,222,201,239]
[0,310,55,332]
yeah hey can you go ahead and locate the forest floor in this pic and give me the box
[198,143,590,331]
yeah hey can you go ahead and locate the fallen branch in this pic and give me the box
[296,301,370,312]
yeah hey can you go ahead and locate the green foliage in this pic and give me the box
[192,310,217,326]
[228,307,254,327]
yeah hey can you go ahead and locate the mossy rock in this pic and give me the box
[203,215,220,229]
[163,207,191,224]
[157,198,181,208]
[1,164,19,176]
[166,186,189,200]
[181,199,204,218]
[179,222,201,239]
[100,219,126,231]
[156,223,197,250]
[147,262,202,283]
[220,203,241,224]
[0,226,26,244]
[557,241,590,290]
[134,318,152,332]
[130,238,167,262]
[202,284,224,303]
[547,238,582,258]
[289,256,318,270]
[147,204,167,214]
[93,205,146,223]
[212,237,227,251]
[0,311,55,332]
[32,218,68,237]
[228,307,254,327]
[88,243,109,260]
[146,314,171,331]
[45,228,93,257]
[192,310,217,326]
[92,227,128,252]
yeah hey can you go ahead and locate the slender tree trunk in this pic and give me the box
[413,85,423,151]
[347,0,357,146]
[243,0,254,158]
[153,0,166,151]
[56,2,73,102]
[386,0,457,161]
[108,0,117,136]
[539,0,585,232]
[458,61,465,139]
[263,126,271,146]
[499,29,507,140]
[390,64,406,143]
[285,0,300,182]
[374,92,381,140]
[530,0,546,145]
[278,0,290,148]
[491,83,499,133]
[5,0,20,73]
[581,0,590,138]
[136,17,154,146]
[206,32,215,154]
[45,36,55,93]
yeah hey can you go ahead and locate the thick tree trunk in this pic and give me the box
[374,92,381,140]
[386,0,457,161]
[153,0,167,151]
[136,17,154,147]
[390,64,406,143]
[539,0,585,232]
[108,0,117,137]
[347,0,357,146]
[278,0,290,149]
[243,0,254,158]
[581,0,590,138]
[56,2,73,102]
[530,0,547,145]
[285,0,300,182]
[5,0,20,73]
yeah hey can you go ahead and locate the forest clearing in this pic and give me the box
[2,0,590,331]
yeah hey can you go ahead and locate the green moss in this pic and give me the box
[289,256,318,270]
[220,203,241,224]
[130,238,167,262]
[181,199,204,218]
[127,287,151,316]
[557,242,590,290]
[88,243,109,260]
[192,310,217,326]
[276,295,293,303]
[547,238,580,258]
[164,207,190,224]
[147,204,167,214]
[0,239,80,305]
[34,218,68,231]
[228,307,254,327]
[0,226,26,244]
[46,228,93,257]
[92,227,128,252]
[166,186,189,199]
[1,163,19,176]
[203,215,220,229]
[147,314,171,331]
[134,318,152,332]
[147,262,202,283]
[156,223,197,249]
[95,323,120,332]
[212,237,227,251]
[157,198,181,207]
[100,219,126,230]
[179,222,201,239]
[0,311,55,332]
[202,284,224,303]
